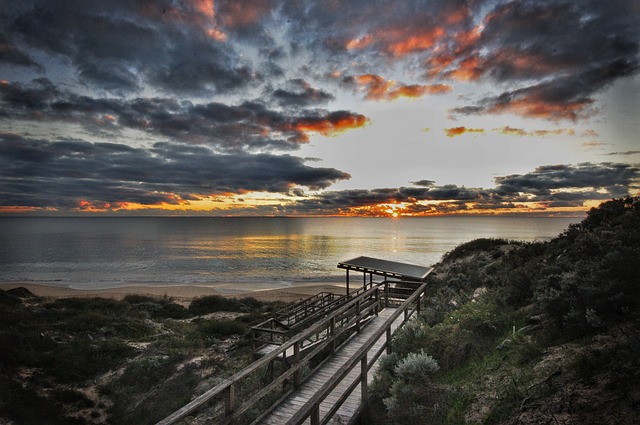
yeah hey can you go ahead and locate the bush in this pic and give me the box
[442,238,513,262]
[383,352,448,425]
[189,295,241,315]
[394,351,440,383]
[196,319,247,338]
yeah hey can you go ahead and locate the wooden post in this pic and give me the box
[330,316,336,355]
[363,271,366,290]
[361,354,368,403]
[374,289,379,316]
[346,270,350,295]
[293,341,301,387]
[311,406,320,425]
[226,383,235,416]
[356,300,361,333]
[386,327,392,354]
[385,280,389,308]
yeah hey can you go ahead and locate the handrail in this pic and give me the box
[286,280,428,425]
[251,282,382,350]
[156,282,385,425]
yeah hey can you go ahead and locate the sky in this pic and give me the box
[0,0,639,217]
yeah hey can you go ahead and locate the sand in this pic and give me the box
[0,281,348,304]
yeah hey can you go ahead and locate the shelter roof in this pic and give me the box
[337,256,433,281]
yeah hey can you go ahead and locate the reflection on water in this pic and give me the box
[0,216,580,288]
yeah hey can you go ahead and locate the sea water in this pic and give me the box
[0,216,580,289]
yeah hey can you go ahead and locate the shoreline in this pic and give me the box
[0,281,348,303]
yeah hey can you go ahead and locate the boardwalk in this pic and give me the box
[157,266,431,425]
[260,308,405,425]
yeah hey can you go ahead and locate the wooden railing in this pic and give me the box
[251,283,382,352]
[156,280,427,425]
[287,280,428,425]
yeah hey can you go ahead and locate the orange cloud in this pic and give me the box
[217,0,272,29]
[206,27,227,41]
[496,126,527,136]
[446,54,484,81]
[356,74,452,101]
[356,74,395,100]
[445,126,484,137]
[193,0,215,18]
[293,113,368,136]
[454,25,482,49]
[387,83,453,100]
[490,97,594,121]
[346,34,374,50]
[344,25,447,57]
[386,27,446,57]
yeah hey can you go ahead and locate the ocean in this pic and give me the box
[0,216,580,290]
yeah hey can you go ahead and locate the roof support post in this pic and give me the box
[346,270,350,295]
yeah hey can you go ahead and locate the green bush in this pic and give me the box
[189,295,241,314]
[383,352,447,425]
[196,318,247,338]
[394,350,440,383]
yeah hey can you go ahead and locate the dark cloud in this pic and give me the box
[2,0,636,121]
[279,0,639,121]
[447,0,640,120]
[0,133,350,210]
[494,163,639,198]
[283,163,640,215]
[2,0,254,95]
[604,151,640,156]
[0,32,41,69]
[0,79,366,152]
[272,79,334,107]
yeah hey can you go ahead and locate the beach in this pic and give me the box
[0,281,348,304]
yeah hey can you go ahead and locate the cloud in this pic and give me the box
[289,110,368,137]
[447,0,640,121]
[603,151,640,156]
[283,163,640,215]
[0,33,41,69]
[494,126,576,137]
[0,133,350,210]
[272,79,335,107]
[0,79,367,152]
[3,0,257,95]
[494,163,639,198]
[445,126,484,137]
[347,74,452,101]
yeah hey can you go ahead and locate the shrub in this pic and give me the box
[383,352,449,425]
[394,351,440,383]
[442,238,513,262]
[189,295,240,315]
[196,319,247,338]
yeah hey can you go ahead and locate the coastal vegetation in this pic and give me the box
[364,196,640,424]
[0,291,287,424]
[1,196,638,424]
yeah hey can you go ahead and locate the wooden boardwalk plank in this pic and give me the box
[258,308,404,424]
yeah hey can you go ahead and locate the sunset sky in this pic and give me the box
[1,0,639,216]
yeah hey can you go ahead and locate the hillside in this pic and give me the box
[364,196,640,424]
[0,290,288,424]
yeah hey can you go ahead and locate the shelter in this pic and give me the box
[337,256,433,294]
